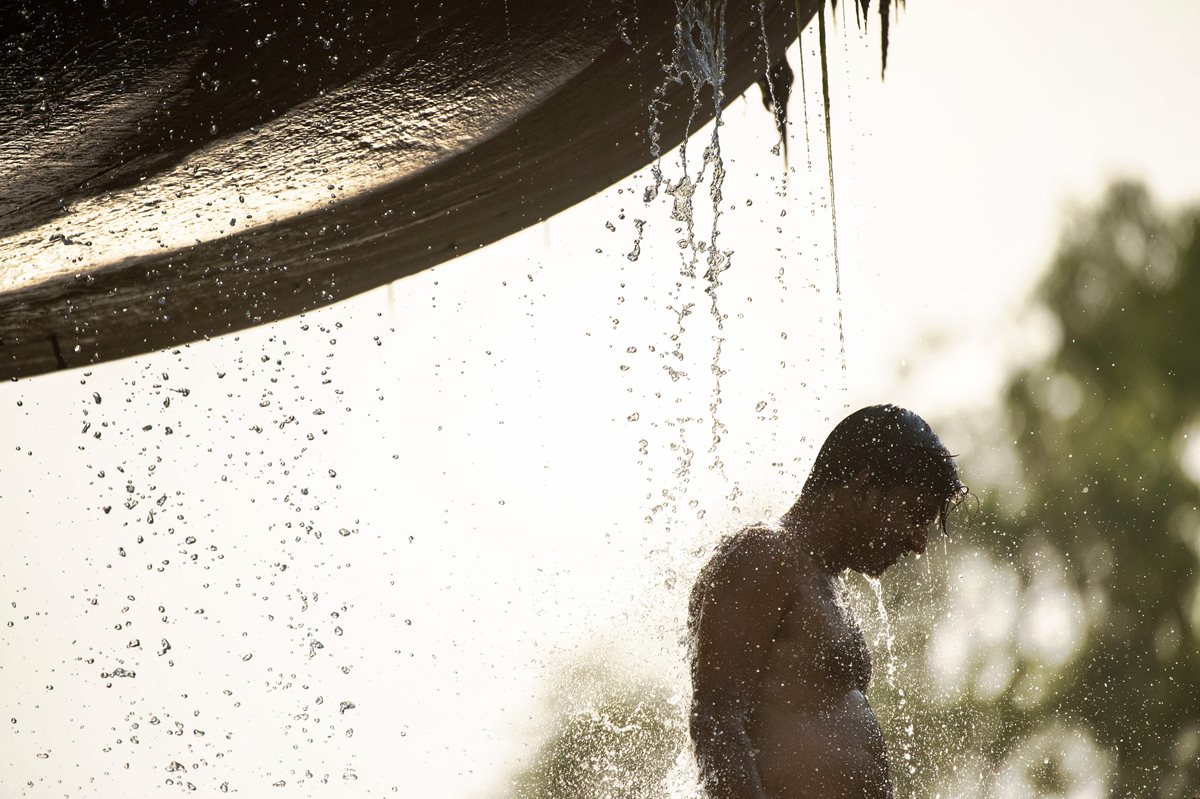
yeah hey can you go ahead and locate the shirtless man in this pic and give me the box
[688,405,965,799]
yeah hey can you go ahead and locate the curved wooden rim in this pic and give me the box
[0,0,813,380]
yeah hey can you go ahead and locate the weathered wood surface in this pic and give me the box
[0,0,813,379]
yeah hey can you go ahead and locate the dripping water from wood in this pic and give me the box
[814,2,847,379]
[780,0,902,382]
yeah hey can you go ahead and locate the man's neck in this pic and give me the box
[781,497,846,575]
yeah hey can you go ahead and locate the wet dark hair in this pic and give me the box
[801,404,966,533]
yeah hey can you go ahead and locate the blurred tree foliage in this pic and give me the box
[886,180,1200,799]
[997,181,1200,797]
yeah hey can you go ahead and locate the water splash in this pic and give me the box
[864,576,898,688]
[627,218,647,262]
[865,575,918,787]
[673,0,728,93]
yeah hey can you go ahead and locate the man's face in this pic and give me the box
[843,481,939,577]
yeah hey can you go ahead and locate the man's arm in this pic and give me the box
[688,531,798,799]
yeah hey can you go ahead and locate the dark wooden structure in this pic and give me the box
[0,0,816,379]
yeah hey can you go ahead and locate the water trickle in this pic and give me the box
[865,575,918,785]
[756,0,790,163]
[815,3,848,377]
[644,0,734,491]
[626,218,647,262]
[673,0,728,93]
[642,0,730,271]
[794,23,814,169]
[863,576,897,686]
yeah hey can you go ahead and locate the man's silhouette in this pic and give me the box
[688,405,965,799]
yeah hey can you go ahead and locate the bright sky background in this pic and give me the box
[3,0,1200,796]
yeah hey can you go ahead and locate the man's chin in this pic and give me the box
[850,549,899,578]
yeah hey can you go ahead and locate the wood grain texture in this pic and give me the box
[0,0,814,379]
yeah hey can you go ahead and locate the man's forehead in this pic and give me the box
[885,483,924,500]
[882,482,940,510]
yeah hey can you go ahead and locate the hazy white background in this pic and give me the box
[3,0,1200,796]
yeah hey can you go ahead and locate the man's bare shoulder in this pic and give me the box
[691,525,824,601]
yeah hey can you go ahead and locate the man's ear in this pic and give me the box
[850,469,880,509]
[851,468,872,489]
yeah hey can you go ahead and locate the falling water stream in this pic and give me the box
[640,2,927,796]
[795,26,814,168]
[814,2,848,376]
[645,0,736,501]
[645,0,885,514]
[865,575,918,787]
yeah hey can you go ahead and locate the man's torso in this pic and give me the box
[729,527,893,798]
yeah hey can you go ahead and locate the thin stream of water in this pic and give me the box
[815,5,848,377]
[864,574,918,788]
[864,575,899,689]
[664,0,734,485]
[755,0,787,163]
[795,25,813,169]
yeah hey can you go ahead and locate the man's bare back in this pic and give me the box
[686,405,965,799]
[688,527,892,799]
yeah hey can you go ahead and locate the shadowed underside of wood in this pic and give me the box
[0,0,816,380]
